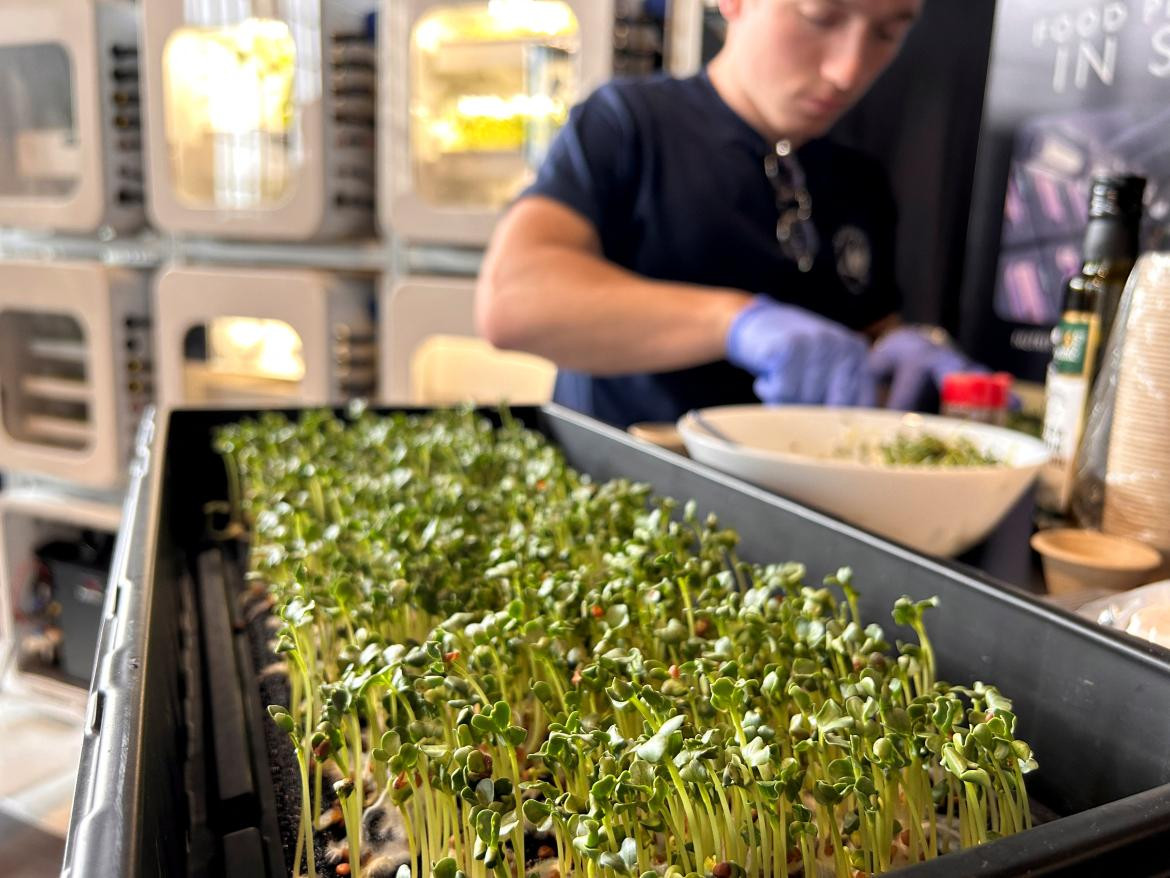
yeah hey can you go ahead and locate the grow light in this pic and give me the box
[208,317,306,383]
[144,1,376,239]
[383,0,611,245]
[162,18,297,208]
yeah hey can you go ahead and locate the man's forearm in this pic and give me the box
[478,240,753,375]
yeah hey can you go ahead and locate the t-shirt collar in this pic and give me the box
[696,67,775,153]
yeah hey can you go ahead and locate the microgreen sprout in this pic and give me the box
[223,409,1036,878]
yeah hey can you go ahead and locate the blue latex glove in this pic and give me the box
[726,296,875,406]
[866,326,982,410]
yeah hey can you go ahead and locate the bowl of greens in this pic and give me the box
[677,406,1049,556]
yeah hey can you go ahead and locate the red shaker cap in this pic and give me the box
[942,372,1013,410]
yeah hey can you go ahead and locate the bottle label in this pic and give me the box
[1051,317,1093,375]
[1038,313,1099,513]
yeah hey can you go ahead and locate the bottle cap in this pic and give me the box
[941,372,1013,411]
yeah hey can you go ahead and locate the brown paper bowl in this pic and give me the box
[628,422,688,456]
[1032,529,1163,596]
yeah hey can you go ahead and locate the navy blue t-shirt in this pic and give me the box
[521,71,901,429]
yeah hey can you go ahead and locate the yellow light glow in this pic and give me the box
[413,1,578,46]
[486,0,575,37]
[163,18,298,206]
[456,93,563,120]
[414,17,448,54]
[208,317,305,382]
[165,19,296,135]
[425,93,566,151]
[426,118,461,152]
[409,1,579,206]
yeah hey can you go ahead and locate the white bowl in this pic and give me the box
[677,405,1049,557]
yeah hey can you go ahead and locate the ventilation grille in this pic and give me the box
[334,323,376,399]
[329,25,376,212]
[122,313,152,447]
[107,40,143,207]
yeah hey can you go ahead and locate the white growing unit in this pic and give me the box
[154,265,376,408]
[142,0,376,240]
[381,0,613,246]
[0,0,143,233]
[0,489,120,712]
[664,0,707,75]
[0,262,150,489]
[379,276,555,405]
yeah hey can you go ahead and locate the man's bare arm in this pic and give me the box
[475,196,754,375]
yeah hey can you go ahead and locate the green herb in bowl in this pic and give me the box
[878,433,1001,467]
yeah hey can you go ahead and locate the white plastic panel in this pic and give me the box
[0,42,79,199]
[379,275,555,405]
[143,0,375,239]
[0,490,120,712]
[154,264,375,409]
[0,1,143,233]
[664,0,702,75]
[0,262,150,489]
[381,0,613,245]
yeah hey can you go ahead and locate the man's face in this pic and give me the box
[720,0,921,142]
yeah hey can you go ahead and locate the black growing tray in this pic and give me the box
[63,406,1170,877]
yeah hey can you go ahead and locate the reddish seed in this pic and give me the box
[591,605,604,619]
[900,829,911,846]
[669,664,680,679]
[314,740,331,759]
[537,845,555,859]
[713,863,732,878]
[852,657,865,672]
[694,618,710,636]
[477,748,494,773]
[853,871,868,878]
[336,863,351,876]
[548,870,561,878]
[571,667,583,686]
[444,650,461,663]
[393,772,409,790]
[536,479,548,491]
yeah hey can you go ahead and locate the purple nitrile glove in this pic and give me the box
[725,295,875,406]
[866,325,984,411]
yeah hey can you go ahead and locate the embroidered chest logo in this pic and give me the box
[833,226,871,295]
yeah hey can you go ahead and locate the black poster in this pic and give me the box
[959,0,1170,381]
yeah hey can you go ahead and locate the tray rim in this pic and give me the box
[62,404,1170,878]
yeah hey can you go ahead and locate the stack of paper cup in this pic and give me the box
[1103,253,1170,556]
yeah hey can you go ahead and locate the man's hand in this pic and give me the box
[866,326,981,410]
[725,296,875,406]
